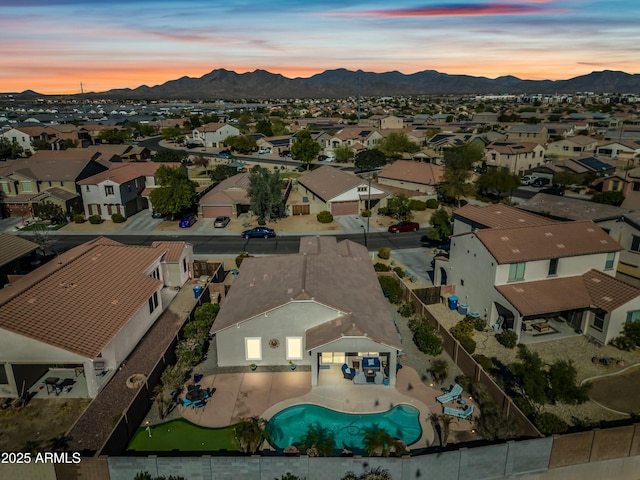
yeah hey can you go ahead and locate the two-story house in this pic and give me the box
[324,128,384,155]
[505,124,549,145]
[0,150,109,217]
[377,160,443,195]
[77,162,184,220]
[435,207,640,345]
[546,136,599,158]
[484,141,546,174]
[191,122,241,148]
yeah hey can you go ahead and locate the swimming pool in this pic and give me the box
[266,403,421,453]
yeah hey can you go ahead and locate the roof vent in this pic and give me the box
[545,232,553,237]
[500,236,510,241]
[511,248,520,254]
[591,277,601,283]
[602,296,613,302]
[587,228,595,232]
[600,240,608,244]
[514,287,525,293]
[557,244,566,249]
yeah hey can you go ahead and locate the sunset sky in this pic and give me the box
[1,0,639,94]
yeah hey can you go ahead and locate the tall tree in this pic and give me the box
[0,137,24,159]
[291,129,321,170]
[333,144,354,163]
[224,135,256,153]
[233,417,269,454]
[428,208,452,240]
[246,165,284,221]
[439,142,482,207]
[509,347,547,413]
[152,149,188,163]
[476,168,521,198]
[255,119,273,137]
[209,164,239,183]
[148,165,196,217]
[354,149,386,172]
[377,132,420,158]
[386,194,413,220]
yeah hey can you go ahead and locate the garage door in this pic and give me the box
[330,201,358,216]
[201,205,234,219]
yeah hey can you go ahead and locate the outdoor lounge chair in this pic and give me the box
[436,383,463,404]
[341,363,355,380]
[443,405,474,419]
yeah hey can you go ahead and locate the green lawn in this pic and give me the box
[279,172,301,179]
[19,222,66,231]
[127,419,238,452]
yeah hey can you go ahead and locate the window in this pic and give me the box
[632,236,640,253]
[592,309,606,331]
[562,146,569,151]
[105,185,114,196]
[20,181,32,193]
[612,181,620,191]
[85,185,90,192]
[245,337,262,361]
[182,258,187,272]
[626,311,640,324]
[604,252,615,270]
[508,262,526,281]
[548,258,558,276]
[320,352,345,364]
[0,182,10,194]
[148,291,159,314]
[357,186,367,192]
[286,337,303,360]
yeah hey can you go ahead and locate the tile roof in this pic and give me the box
[454,204,555,230]
[78,162,182,185]
[475,220,622,264]
[0,234,38,268]
[487,141,543,154]
[496,269,640,316]
[211,237,401,349]
[519,193,628,222]
[297,165,363,202]
[0,151,106,182]
[379,160,444,185]
[199,172,250,205]
[0,237,188,358]
[496,276,592,316]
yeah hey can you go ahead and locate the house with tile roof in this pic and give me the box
[0,150,109,217]
[595,139,640,162]
[377,160,444,195]
[210,236,403,386]
[484,141,546,175]
[323,127,384,155]
[546,136,599,158]
[295,165,387,216]
[0,234,39,287]
[198,172,251,219]
[434,213,640,344]
[0,237,193,399]
[77,162,185,220]
[191,122,240,148]
[505,124,549,144]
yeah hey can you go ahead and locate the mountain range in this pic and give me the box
[9,69,640,100]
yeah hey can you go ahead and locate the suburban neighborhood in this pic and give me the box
[1,89,640,480]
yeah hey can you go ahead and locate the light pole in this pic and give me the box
[145,420,152,438]
[365,173,372,239]
[360,225,368,248]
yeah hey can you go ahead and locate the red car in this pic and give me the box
[388,221,420,233]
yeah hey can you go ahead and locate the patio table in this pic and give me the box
[45,377,60,395]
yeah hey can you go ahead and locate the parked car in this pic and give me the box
[388,221,420,233]
[151,211,167,219]
[539,187,565,196]
[420,235,450,250]
[279,150,292,157]
[179,215,197,228]
[219,152,235,160]
[317,155,328,162]
[258,147,271,154]
[213,216,231,228]
[531,177,551,188]
[325,156,336,162]
[242,227,276,239]
[520,175,539,186]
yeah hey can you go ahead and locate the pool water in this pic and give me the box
[266,404,421,452]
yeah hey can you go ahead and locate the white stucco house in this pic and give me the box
[484,141,546,174]
[295,165,387,216]
[0,237,193,398]
[191,122,241,148]
[435,204,640,345]
[210,236,403,386]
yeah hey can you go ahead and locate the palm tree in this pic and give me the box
[233,416,269,454]
[439,414,457,447]
[299,423,335,457]
[429,359,449,384]
[363,426,392,457]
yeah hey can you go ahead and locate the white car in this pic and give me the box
[258,147,271,154]
[521,175,538,186]
[325,156,336,162]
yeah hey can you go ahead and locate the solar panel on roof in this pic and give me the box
[577,157,612,171]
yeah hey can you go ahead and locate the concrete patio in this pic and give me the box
[178,364,480,450]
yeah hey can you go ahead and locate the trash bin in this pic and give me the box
[448,296,459,310]
[457,304,469,315]
[193,285,203,298]
[194,373,203,383]
[469,311,481,318]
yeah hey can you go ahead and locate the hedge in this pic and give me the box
[317,210,334,223]
[426,198,440,209]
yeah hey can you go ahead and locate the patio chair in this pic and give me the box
[191,399,205,409]
[181,398,193,408]
[341,363,355,380]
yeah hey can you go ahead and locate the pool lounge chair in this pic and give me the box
[443,405,474,419]
[436,383,463,404]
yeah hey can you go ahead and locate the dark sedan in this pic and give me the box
[242,227,276,239]
[388,221,420,233]
[539,187,565,196]
[179,215,197,228]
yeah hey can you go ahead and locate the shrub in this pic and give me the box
[450,318,475,340]
[399,301,416,318]
[428,359,449,383]
[257,217,266,226]
[73,213,85,224]
[426,198,440,209]
[378,275,403,304]
[393,266,405,278]
[377,206,389,216]
[534,412,568,435]
[412,322,444,356]
[471,316,486,331]
[497,329,518,349]
[373,263,391,272]
[473,354,494,372]
[378,247,391,260]
[111,213,125,223]
[459,335,476,354]
[408,199,426,211]
[361,209,372,217]
[316,210,334,223]
[610,335,636,351]
[88,215,102,224]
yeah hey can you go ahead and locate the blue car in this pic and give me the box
[179,215,196,228]
[242,227,276,239]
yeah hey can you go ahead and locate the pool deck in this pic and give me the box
[178,365,478,449]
